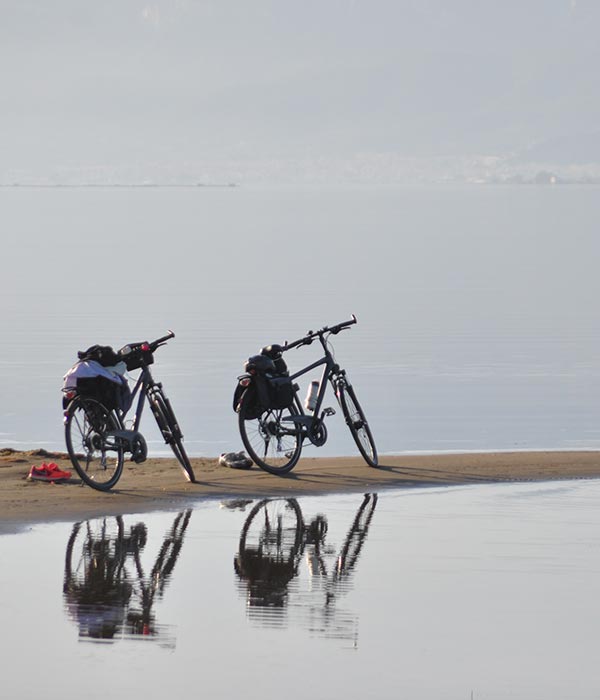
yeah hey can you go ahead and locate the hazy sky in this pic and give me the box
[1,1,598,178]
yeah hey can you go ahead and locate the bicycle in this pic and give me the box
[235,315,378,475]
[63,331,196,491]
[63,510,192,641]
[234,494,378,623]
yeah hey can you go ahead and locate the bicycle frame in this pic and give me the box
[123,358,195,481]
[286,335,343,433]
[119,365,183,458]
[122,364,156,431]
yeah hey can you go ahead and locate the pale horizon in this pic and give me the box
[2,1,599,184]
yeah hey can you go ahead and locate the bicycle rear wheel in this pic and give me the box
[337,381,378,467]
[64,397,125,491]
[238,391,303,475]
[64,517,126,588]
[148,391,196,483]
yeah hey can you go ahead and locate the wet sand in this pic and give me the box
[2,448,600,533]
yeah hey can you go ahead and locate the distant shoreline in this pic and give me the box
[0,182,239,189]
[2,448,600,535]
[3,181,600,188]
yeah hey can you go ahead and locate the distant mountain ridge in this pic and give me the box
[515,131,600,165]
[1,1,599,180]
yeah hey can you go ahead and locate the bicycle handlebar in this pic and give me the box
[120,331,175,359]
[283,315,357,351]
[149,330,175,351]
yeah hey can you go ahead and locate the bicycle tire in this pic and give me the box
[65,396,125,491]
[63,516,137,640]
[148,391,196,483]
[334,494,378,579]
[337,381,378,467]
[235,499,305,588]
[238,498,305,560]
[150,510,192,590]
[238,391,303,475]
[64,517,126,589]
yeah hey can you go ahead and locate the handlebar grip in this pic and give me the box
[151,330,175,349]
[329,315,357,334]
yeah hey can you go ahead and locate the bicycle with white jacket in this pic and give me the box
[62,331,195,491]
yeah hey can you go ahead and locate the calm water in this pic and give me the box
[2,481,600,699]
[2,184,600,457]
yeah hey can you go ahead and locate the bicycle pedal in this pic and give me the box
[322,407,336,417]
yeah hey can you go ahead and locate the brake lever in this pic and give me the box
[297,337,313,348]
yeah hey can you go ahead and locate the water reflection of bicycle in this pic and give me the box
[63,510,191,645]
[234,494,377,640]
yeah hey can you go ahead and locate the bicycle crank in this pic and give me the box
[308,420,328,447]
[110,429,148,463]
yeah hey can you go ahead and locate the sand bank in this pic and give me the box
[1,448,599,533]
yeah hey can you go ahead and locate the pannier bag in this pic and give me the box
[233,384,262,420]
[63,351,130,411]
[273,356,288,374]
[243,354,295,411]
[261,374,294,409]
[75,375,129,412]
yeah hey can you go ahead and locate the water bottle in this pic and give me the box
[305,380,319,412]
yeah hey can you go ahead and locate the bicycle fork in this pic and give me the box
[148,385,183,444]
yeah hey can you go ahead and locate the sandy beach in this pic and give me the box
[2,447,600,533]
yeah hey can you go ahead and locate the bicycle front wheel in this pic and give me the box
[148,391,196,483]
[238,391,303,475]
[337,381,378,467]
[238,498,305,561]
[64,397,125,491]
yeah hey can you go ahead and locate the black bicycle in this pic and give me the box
[234,494,378,623]
[63,331,196,491]
[63,510,191,641]
[234,315,377,475]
